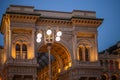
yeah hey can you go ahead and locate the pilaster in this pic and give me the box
[72,29,77,66]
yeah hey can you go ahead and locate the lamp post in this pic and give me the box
[36,28,62,80]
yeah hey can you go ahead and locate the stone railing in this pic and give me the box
[6,58,38,67]
[76,61,100,68]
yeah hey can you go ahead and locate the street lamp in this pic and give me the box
[36,28,62,80]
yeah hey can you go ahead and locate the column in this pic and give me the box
[77,47,79,61]
[88,46,92,62]
[32,29,35,59]
[9,29,12,58]
[85,46,90,61]
[72,31,77,65]
[94,33,98,61]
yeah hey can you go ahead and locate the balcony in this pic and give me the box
[76,61,101,68]
[5,58,38,67]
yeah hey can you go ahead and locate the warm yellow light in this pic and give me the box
[64,66,68,70]
[69,62,72,67]
[119,63,120,69]
[58,68,61,73]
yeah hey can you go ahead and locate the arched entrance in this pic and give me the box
[111,75,118,80]
[101,74,108,80]
[37,42,71,80]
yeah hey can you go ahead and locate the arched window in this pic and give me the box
[101,75,107,80]
[111,75,117,80]
[22,44,27,59]
[100,60,103,66]
[85,47,89,61]
[115,61,119,70]
[79,47,83,61]
[105,60,108,69]
[110,60,113,71]
[16,44,20,59]
[15,44,27,59]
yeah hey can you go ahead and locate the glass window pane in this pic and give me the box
[16,44,20,51]
[22,44,27,59]
[79,47,82,60]
[85,47,89,61]
[22,44,27,51]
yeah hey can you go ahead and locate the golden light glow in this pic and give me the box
[28,52,34,59]
[64,66,68,70]
[68,62,72,67]
[12,45,16,59]
[0,77,2,80]
[3,53,6,64]
[58,68,61,73]
[118,62,120,69]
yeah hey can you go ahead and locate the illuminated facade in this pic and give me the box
[99,41,120,80]
[0,5,104,80]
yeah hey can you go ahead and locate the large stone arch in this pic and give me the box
[101,73,108,80]
[37,42,72,80]
[37,42,72,71]
[111,74,118,80]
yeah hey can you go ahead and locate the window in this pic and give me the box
[85,47,89,61]
[15,44,27,59]
[115,61,119,70]
[100,60,103,66]
[105,60,108,69]
[110,60,113,70]
[22,44,27,59]
[101,75,107,80]
[79,47,83,61]
[16,44,20,59]
[111,75,117,80]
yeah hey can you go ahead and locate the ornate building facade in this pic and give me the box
[99,41,120,80]
[0,5,105,80]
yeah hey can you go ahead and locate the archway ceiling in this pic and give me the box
[37,43,70,70]
[37,52,55,70]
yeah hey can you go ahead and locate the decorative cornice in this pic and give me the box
[71,17,103,27]
[36,18,72,27]
[8,13,39,23]
[36,16,103,27]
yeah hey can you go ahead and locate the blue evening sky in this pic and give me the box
[0,0,120,52]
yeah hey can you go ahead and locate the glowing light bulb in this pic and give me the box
[46,29,52,35]
[57,31,62,36]
[55,36,60,41]
[36,38,41,43]
[37,33,42,38]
